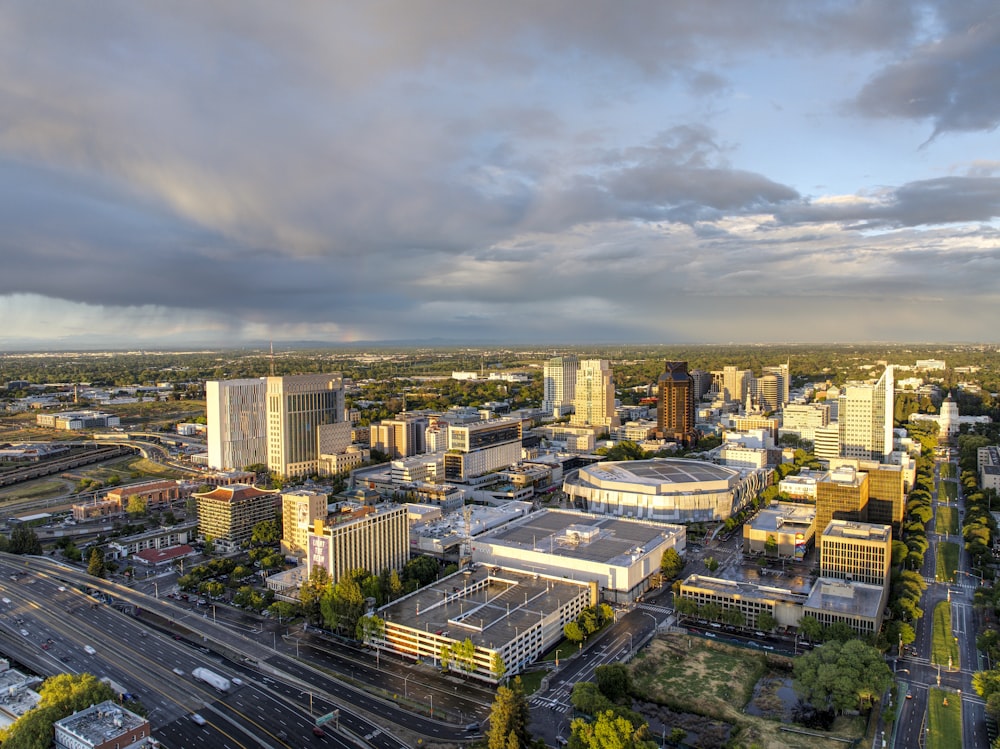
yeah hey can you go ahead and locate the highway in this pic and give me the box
[0,553,478,748]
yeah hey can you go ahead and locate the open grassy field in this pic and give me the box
[931,602,960,669]
[927,688,962,749]
[936,506,958,536]
[0,478,71,504]
[628,633,865,749]
[935,542,959,583]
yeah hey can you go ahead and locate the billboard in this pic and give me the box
[794,532,807,560]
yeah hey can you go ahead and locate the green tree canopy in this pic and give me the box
[8,525,42,555]
[87,547,106,578]
[568,709,656,749]
[595,664,632,703]
[793,639,892,713]
[659,548,684,579]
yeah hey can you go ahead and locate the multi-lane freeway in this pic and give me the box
[0,553,481,748]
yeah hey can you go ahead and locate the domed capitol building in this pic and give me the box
[563,458,767,524]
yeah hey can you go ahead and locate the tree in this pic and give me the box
[487,677,531,749]
[765,534,778,556]
[569,709,656,749]
[793,639,892,714]
[355,614,386,645]
[659,548,684,579]
[595,664,632,703]
[757,611,777,633]
[87,548,106,579]
[704,556,719,573]
[579,608,600,637]
[299,566,331,625]
[490,651,507,682]
[2,672,115,749]
[251,519,280,547]
[8,525,42,555]
[564,621,585,646]
[798,615,823,642]
[126,494,147,516]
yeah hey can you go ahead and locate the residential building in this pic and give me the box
[206,378,267,471]
[107,521,198,560]
[266,374,345,478]
[818,519,892,587]
[814,466,869,542]
[571,359,618,430]
[281,489,329,557]
[838,366,894,461]
[305,504,409,582]
[542,355,578,417]
[194,484,278,552]
[656,361,696,445]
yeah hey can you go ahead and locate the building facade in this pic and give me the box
[206,378,267,471]
[838,366,894,461]
[443,418,522,481]
[570,359,618,430]
[194,484,278,551]
[266,374,345,478]
[305,504,409,582]
[818,520,892,587]
[542,356,578,417]
[281,489,329,557]
[814,467,869,544]
[657,361,696,445]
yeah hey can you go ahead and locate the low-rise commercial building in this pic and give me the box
[54,700,152,749]
[743,503,816,558]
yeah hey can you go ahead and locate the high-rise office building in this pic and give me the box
[542,356,578,417]
[657,361,696,445]
[829,458,905,537]
[206,378,267,471]
[762,363,791,407]
[838,366,894,461]
[266,374,345,479]
[713,366,752,403]
[571,359,618,430]
[194,483,278,552]
[443,417,522,481]
[755,374,781,412]
[814,466,869,540]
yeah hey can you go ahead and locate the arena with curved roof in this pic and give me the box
[563,457,767,523]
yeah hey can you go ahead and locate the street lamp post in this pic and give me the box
[404,673,410,699]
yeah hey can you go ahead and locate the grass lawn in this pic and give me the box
[0,478,70,504]
[936,506,958,536]
[941,481,957,501]
[628,634,863,749]
[538,639,582,663]
[927,688,962,749]
[516,670,545,695]
[931,602,960,669]
[935,542,959,583]
[940,464,955,479]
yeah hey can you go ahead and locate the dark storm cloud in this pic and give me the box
[852,9,1000,137]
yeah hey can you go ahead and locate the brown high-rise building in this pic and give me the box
[657,361,696,446]
[814,466,869,539]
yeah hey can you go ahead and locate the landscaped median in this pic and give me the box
[936,505,958,536]
[927,687,962,749]
[935,541,959,583]
[931,601,960,670]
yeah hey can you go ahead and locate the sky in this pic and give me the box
[2,1,1000,349]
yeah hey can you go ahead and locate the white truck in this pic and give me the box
[191,667,230,692]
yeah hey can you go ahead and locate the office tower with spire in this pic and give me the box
[542,355,578,417]
[570,359,618,430]
[657,361,696,445]
[838,366,894,461]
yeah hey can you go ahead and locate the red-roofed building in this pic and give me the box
[133,544,196,567]
[194,484,278,551]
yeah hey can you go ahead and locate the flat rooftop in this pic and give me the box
[477,509,682,566]
[821,520,891,542]
[380,565,588,648]
[55,700,146,744]
[804,578,884,619]
[749,503,816,533]
[681,574,808,605]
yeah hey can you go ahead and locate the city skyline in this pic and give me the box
[3,2,1000,349]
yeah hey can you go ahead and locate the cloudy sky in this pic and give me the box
[2,1,1000,349]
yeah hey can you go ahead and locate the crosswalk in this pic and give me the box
[637,602,672,616]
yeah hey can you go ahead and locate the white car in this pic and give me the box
[19,629,29,637]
